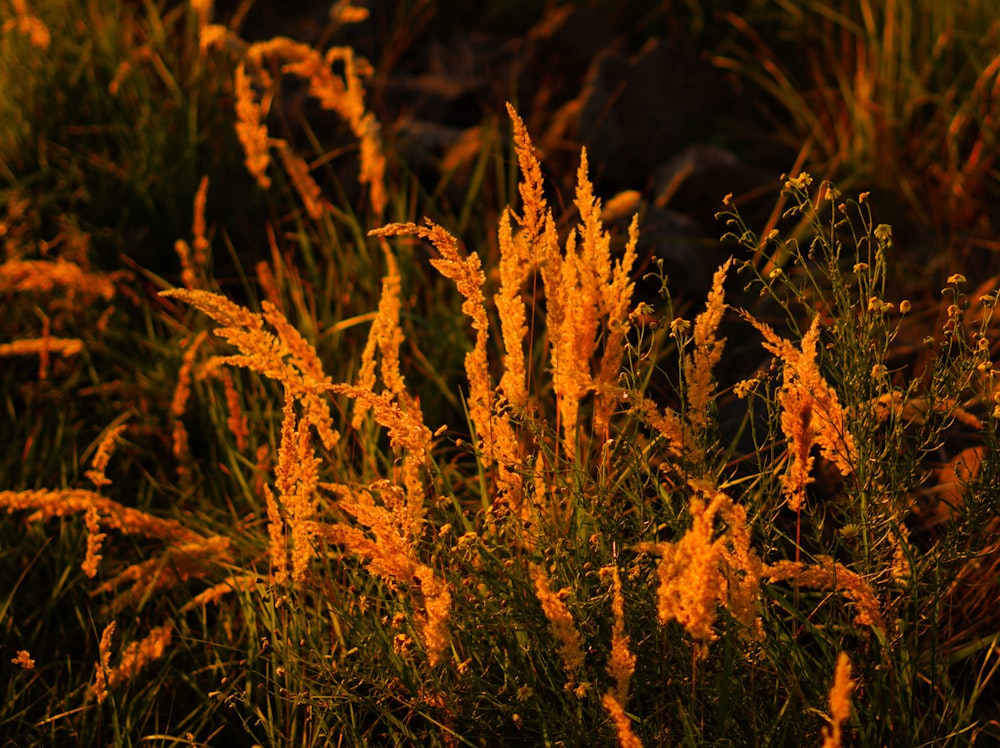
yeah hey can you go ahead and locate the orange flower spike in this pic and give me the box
[81,504,106,579]
[505,102,548,243]
[606,566,636,705]
[370,221,491,448]
[106,625,173,691]
[85,423,128,489]
[602,692,644,748]
[233,63,271,189]
[821,652,856,748]
[263,485,288,585]
[1,489,201,544]
[274,140,325,220]
[192,175,210,265]
[530,564,585,690]
[354,240,406,416]
[496,207,530,407]
[684,258,733,434]
[742,313,857,510]
[92,621,116,704]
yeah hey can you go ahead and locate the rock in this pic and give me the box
[652,144,777,224]
[574,39,751,191]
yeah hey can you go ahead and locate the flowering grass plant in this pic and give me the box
[2,1,999,745]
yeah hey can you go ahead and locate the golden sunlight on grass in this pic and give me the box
[2,1,999,744]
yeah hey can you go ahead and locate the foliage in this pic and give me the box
[716,0,1000,255]
[2,1,999,746]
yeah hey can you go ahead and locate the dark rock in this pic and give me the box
[652,144,777,225]
[575,39,752,191]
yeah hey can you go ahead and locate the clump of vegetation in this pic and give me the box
[718,0,1000,257]
[2,1,999,745]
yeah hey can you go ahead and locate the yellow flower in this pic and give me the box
[784,172,813,191]
[11,650,34,670]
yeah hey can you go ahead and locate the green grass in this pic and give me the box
[2,1,1000,746]
[714,0,1000,265]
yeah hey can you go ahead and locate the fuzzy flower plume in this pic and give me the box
[642,484,763,654]
[602,691,644,748]
[371,221,488,424]
[175,175,211,289]
[353,240,408,428]
[497,104,552,408]
[743,314,857,511]
[308,480,451,666]
[233,63,271,189]
[179,574,258,613]
[1,486,230,609]
[631,392,698,462]
[84,423,128,489]
[821,652,855,748]
[604,565,636,707]
[82,504,107,579]
[683,258,733,434]
[370,221,523,496]
[0,489,200,544]
[96,536,233,615]
[593,214,639,436]
[503,104,640,456]
[274,139,326,219]
[530,564,585,691]
[169,331,208,476]
[0,337,82,359]
[766,557,883,631]
[245,37,385,214]
[546,148,632,457]
[160,289,338,450]
[161,288,339,582]
[273,397,321,583]
[91,622,173,704]
[0,258,115,300]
